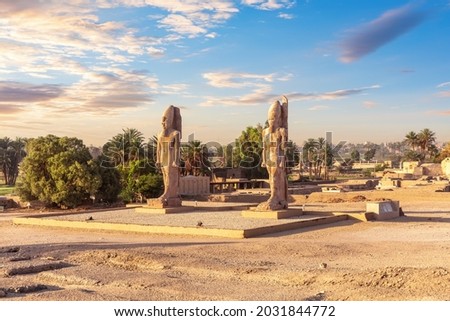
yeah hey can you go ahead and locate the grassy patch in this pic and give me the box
[0,186,15,196]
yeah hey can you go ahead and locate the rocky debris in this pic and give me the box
[325,198,345,203]
[0,247,20,253]
[9,284,48,294]
[350,195,367,202]
[0,284,48,297]
[9,256,31,262]
[2,261,71,277]
[305,291,326,301]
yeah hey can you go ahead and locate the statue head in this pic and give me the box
[267,96,288,132]
[267,101,282,131]
[162,105,182,138]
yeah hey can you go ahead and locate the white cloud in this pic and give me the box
[0,69,163,116]
[242,0,295,11]
[0,2,166,70]
[159,14,208,37]
[278,12,294,19]
[206,32,218,39]
[437,82,450,88]
[200,72,379,107]
[101,0,239,38]
[289,85,381,101]
[202,71,290,88]
[201,71,285,106]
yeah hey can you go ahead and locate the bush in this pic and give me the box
[95,157,122,203]
[17,135,102,208]
[118,159,163,203]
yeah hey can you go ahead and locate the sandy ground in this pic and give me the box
[0,187,449,301]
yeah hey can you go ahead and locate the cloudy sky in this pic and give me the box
[1,0,450,146]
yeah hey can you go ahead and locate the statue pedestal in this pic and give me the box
[135,206,194,214]
[241,208,303,219]
[146,197,182,208]
[135,197,194,214]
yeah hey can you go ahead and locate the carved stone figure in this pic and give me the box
[442,157,450,180]
[256,96,289,211]
[152,105,182,208]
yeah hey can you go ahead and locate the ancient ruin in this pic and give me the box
[256,96,289,211]
[241,96,302,219]
[441,157,450,180]
[148,105,183,208]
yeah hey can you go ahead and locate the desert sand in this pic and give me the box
[1,187,449,301]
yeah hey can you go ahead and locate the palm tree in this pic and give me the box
[405,131,419,151]
[182,140,210,176]
[0,137,26,185]
[0,137,11,184]
[146,135,158,167]
[303,138,318,180]
[417,128,436,157]
[103,128,144,167]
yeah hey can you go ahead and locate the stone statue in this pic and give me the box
[153,105,182,208]
[256,96,289,211]
[442,157,450,180]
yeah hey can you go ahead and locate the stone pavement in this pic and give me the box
[12,202,354,238]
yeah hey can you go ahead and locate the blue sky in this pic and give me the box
[1,0,450,146]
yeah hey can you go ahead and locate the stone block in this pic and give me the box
[179,176,210,196]
[241,208,303,219]
[441,157,450,179]
[147,197,182,208]
[365,200,400,220]
[135,206,195,214]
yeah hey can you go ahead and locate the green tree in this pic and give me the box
[417,128,437,159]
[303,138,319,180]
[102,128,145,167]
[403,129,437,161]
[302,137,332,180]
[350,149,360,162]
[404,131,419,151]
[119,159,163,203]
[403,149,425,162]
[364,147,377,161]
[101,130,162,203]
[94,155,121,203]
[233,125,266,179]
[285,140,300,170]
[181,140,210,176]
[417,128,436,151]
[17,135,102,208]
[0,137,26,186]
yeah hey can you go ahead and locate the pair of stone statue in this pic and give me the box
[153,97,289,211]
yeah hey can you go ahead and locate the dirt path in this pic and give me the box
[1,199,450,301]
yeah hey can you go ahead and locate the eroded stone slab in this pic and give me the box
[135,206,195,214]
[366,200,400,220]
[241,208,303,219]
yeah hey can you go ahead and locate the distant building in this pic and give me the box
[402,161,420,174]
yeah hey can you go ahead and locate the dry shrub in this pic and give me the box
[350,195,367,202]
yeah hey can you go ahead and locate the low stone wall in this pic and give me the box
[179,176,210,196]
